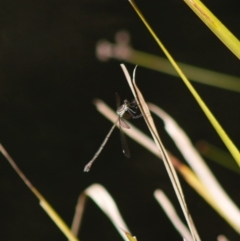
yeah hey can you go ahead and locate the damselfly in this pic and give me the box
[84,93,142,172]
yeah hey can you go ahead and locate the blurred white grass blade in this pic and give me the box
[96,32,240,93]
[120,64,201,241]
[0,144,79,241]
[93,101,201,239]
[94,99,239,233]
[217,235,230,241]
[154,190,193,241]
[71,183,130,241]
[148,103,240,233]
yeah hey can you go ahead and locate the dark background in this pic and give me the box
[1,0,240,240]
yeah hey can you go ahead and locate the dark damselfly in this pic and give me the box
[84,93,142,172]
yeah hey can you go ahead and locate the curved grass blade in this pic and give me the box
[154,189,193,241]
[71,183,131,241]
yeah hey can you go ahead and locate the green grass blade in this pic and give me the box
[184,0,240,59]
[128,0,240,167]
[96,38,240,92]
[196,140,240,175]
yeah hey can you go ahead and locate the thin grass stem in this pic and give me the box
[120,64,201,241]
[0,144,79,241]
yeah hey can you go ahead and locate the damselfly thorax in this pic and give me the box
[117,100,130,117]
